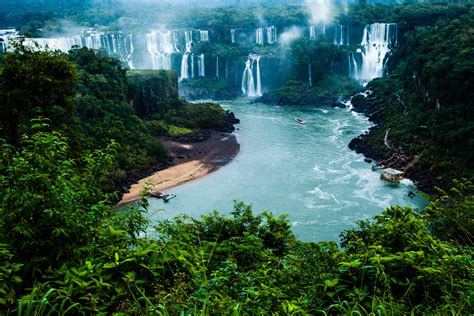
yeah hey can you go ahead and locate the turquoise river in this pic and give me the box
[148,100,427,242]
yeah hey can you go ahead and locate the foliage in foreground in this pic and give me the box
[0,127,472,315]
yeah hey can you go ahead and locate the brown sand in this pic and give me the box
[118,131,240,206]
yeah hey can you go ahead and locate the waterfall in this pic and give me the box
[216,56,219,79]
[333,25,338,45]
[256,28,264,45]
[350,23,397,82]
[127,34,134,69]
[339,25,344,45]
[225,58,229,79]
[0,29,18,52]
[231,29,236,43]
[266,26,277,44]
[24,36,83,52]
[346,25,350,45]
[241,59,255,97]
[198,53,205,77]
[191,54,195,78]
[308,63,312,87]
[199,30,209,42]
[146,30,177,70]
[180,31,193,80]
[241,54,262,98]
[310,25,316,40]
[255,56,262,96]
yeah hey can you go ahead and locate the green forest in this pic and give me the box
[0,2,473,315]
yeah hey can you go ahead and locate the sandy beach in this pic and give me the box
[118,131,240,206]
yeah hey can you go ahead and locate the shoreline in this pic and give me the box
[347,96,444,195]
[118,131,240,206]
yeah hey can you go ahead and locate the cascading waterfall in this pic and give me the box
[180,30,193,80]
[339,25,344,45]
[216,56,219,79]
[266,26,277,44]
[199,30,209,42]
[230,29,236,43]
[198,53,205,77]
[191,54,195,78]
[346,25,350,45]
[255,56,262,95]
[308,63,312,87]
[333,25,349,46]
[0,29,19,53]
[146,30,177,70]
[350,23,397,82]
[310,25,316,40]
[25,36,83,52]
[310,25,326,41]
[241,54,262,98]
[348,52,359,80]
[256,28,264,45]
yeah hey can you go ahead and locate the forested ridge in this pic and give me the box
[0,3,473,315]
[350,7,474,193]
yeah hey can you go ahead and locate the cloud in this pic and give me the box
[279,26,303,47]
[305,0,334,25]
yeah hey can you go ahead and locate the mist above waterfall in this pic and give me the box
[279,27,303,47]
[305,0,334,25]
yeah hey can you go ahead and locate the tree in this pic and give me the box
[0,42,77,144]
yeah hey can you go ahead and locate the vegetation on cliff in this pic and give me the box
[0,45,234,193]
[350,7,474,192]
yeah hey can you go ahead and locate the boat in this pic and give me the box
[380,168,404,183]
[150,191,165,199]
[163,193,176,202]
[295,118,306,124]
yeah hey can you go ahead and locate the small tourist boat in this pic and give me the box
[163,193,176,202]
[150,191,165,199]
[295,118,306,125]
[380,168,405,183]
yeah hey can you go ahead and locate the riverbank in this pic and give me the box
[347,92,449,195]
[118,131,240,206]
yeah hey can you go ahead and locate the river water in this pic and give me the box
[147,100,426,242]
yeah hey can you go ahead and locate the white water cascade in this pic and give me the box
[0,29,18,53]
[308,63,312,87]
[348,52,359,80]
[350,23,397,82]
[333,25,349,46]
[310,26,316,40]
[241,54,262,98]
[198,53,205,77]
[256,28,264,45]
[230,29,236,43]
[216,56,219,79]
[266,26,277,44]
[25,36,83,52]
[180,30,193,80]
[310,25,326,41]
[146,30,177,70]
[199,30,209,42]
